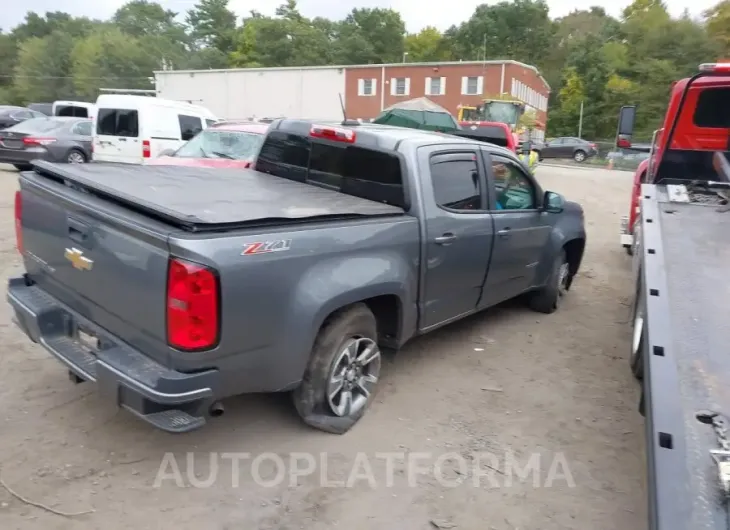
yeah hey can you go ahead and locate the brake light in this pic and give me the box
[699,63,730,73]
[23,137,56,146]
[166,258,219,351]
[14,191,22,254]
[142,140,151,158]
[617,138,631,148]
[310,125,356,143]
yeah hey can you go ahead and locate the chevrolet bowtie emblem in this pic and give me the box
[64,247,93,271]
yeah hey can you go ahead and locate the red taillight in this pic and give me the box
[590,143,597,149]
[166,258,219,351]
[23,137,56,146]
[14,191,23,254]
[617,138,631,148]
[142,140,151,158]
[310,125,356,143]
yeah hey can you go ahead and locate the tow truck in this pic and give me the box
[621,62,730,530]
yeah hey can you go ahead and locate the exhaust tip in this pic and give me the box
[209,401,225,418]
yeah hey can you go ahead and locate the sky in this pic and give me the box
[2,0,722,33]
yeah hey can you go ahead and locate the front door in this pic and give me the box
[419,146,495,330]
[479,152,552,307]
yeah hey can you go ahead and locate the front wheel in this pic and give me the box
[66,150,86,164]
[573,150,586,163]
[292,304,381,434]
[529,251,570,314]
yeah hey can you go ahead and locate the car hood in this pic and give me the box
[146,156,252,168]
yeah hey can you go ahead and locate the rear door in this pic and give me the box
[93,108,142,163]
[418,145,495,330]
[479,152,552,307]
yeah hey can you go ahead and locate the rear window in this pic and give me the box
[97,109,139,137]
[694,87,730,128]
[56,105,89,118]
[256,130,406,208]
[6,118,67,134]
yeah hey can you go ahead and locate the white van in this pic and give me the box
[92,95,218,164]
[53,101,97,119]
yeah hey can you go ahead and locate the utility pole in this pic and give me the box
[578,100,584,138]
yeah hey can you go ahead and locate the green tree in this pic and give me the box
[113,0,187,43]
[13,31,76,103]
[339,8,406,64]
[705,0,730,56]
[187,0,237,54]
[404,27,452,62]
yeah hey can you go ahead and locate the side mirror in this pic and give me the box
[616,105,637,149]
[543,191,564,213]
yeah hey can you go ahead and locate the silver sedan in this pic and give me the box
[0,117,92,170]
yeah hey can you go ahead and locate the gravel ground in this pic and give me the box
[0,163,645,530]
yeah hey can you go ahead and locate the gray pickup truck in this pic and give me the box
[8,119,586,434]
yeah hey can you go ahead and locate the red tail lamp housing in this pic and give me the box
[166,257,220,351]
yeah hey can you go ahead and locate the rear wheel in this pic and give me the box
[630,286,645,380]
[573,150,587,163]
[529,251,570,314]
[66,149,86,164]
[292,304,381,434]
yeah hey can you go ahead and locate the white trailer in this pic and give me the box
[154,66,346,121]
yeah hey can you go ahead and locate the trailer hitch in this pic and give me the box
[697,410,730,494]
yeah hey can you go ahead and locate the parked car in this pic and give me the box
[147,122,268,168]
[92,94,218,164]
[8,119,586,434]
[0,106,47,130]
[0,117,92,170]
[534,137,598,162]
[28,103,53,116]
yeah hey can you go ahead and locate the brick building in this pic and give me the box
[344,60,551,140]
[155,60,550,139]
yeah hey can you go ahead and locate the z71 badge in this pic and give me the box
[241,239,292,256]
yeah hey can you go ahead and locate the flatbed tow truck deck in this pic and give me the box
[639,175,730,528]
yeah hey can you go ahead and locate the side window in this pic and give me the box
[491,157,536,211]
[96,109,139,137]
[430,153,483,211]
[178,114,203,141]
[73,121,92,136]
[12,110,31,120]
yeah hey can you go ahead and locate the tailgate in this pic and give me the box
[19,172,172,365]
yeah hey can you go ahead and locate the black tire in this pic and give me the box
[13,164,32,171]
[630,283,645,380]
[573,150,587,163]
[66,149,86,164]
[292,303,381,434]
[529,250,569,314]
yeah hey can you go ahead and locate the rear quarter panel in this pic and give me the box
[168,216,420,395]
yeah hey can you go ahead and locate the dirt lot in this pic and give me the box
[0,163,645,530]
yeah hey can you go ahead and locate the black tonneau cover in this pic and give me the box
[30,160,404,229]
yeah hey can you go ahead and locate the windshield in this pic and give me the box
[481,102,522,127]
[6,118,68,134]
[174,129,264,160]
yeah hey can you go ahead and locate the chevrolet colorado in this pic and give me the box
[8,119,586,434]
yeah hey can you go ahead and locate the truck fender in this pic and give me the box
[280,253,416,382]
[536,223,585,288]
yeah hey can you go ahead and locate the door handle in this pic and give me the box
[434,233,457,245]
[497,228,511,238]
[68,218,91,245]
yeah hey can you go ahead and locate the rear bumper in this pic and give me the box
[0,148,49,165]
[7,276,219,433]
[620,216,633,247]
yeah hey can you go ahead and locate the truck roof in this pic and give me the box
[270,118,506,153]
[30,160,404,231]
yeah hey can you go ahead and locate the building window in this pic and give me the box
[390,77,410,96]
[425,77,446,96]
[461,76,483,96]
[358,78,377,97]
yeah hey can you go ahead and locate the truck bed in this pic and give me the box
[641,181,730,529]
[30,160,404,230]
